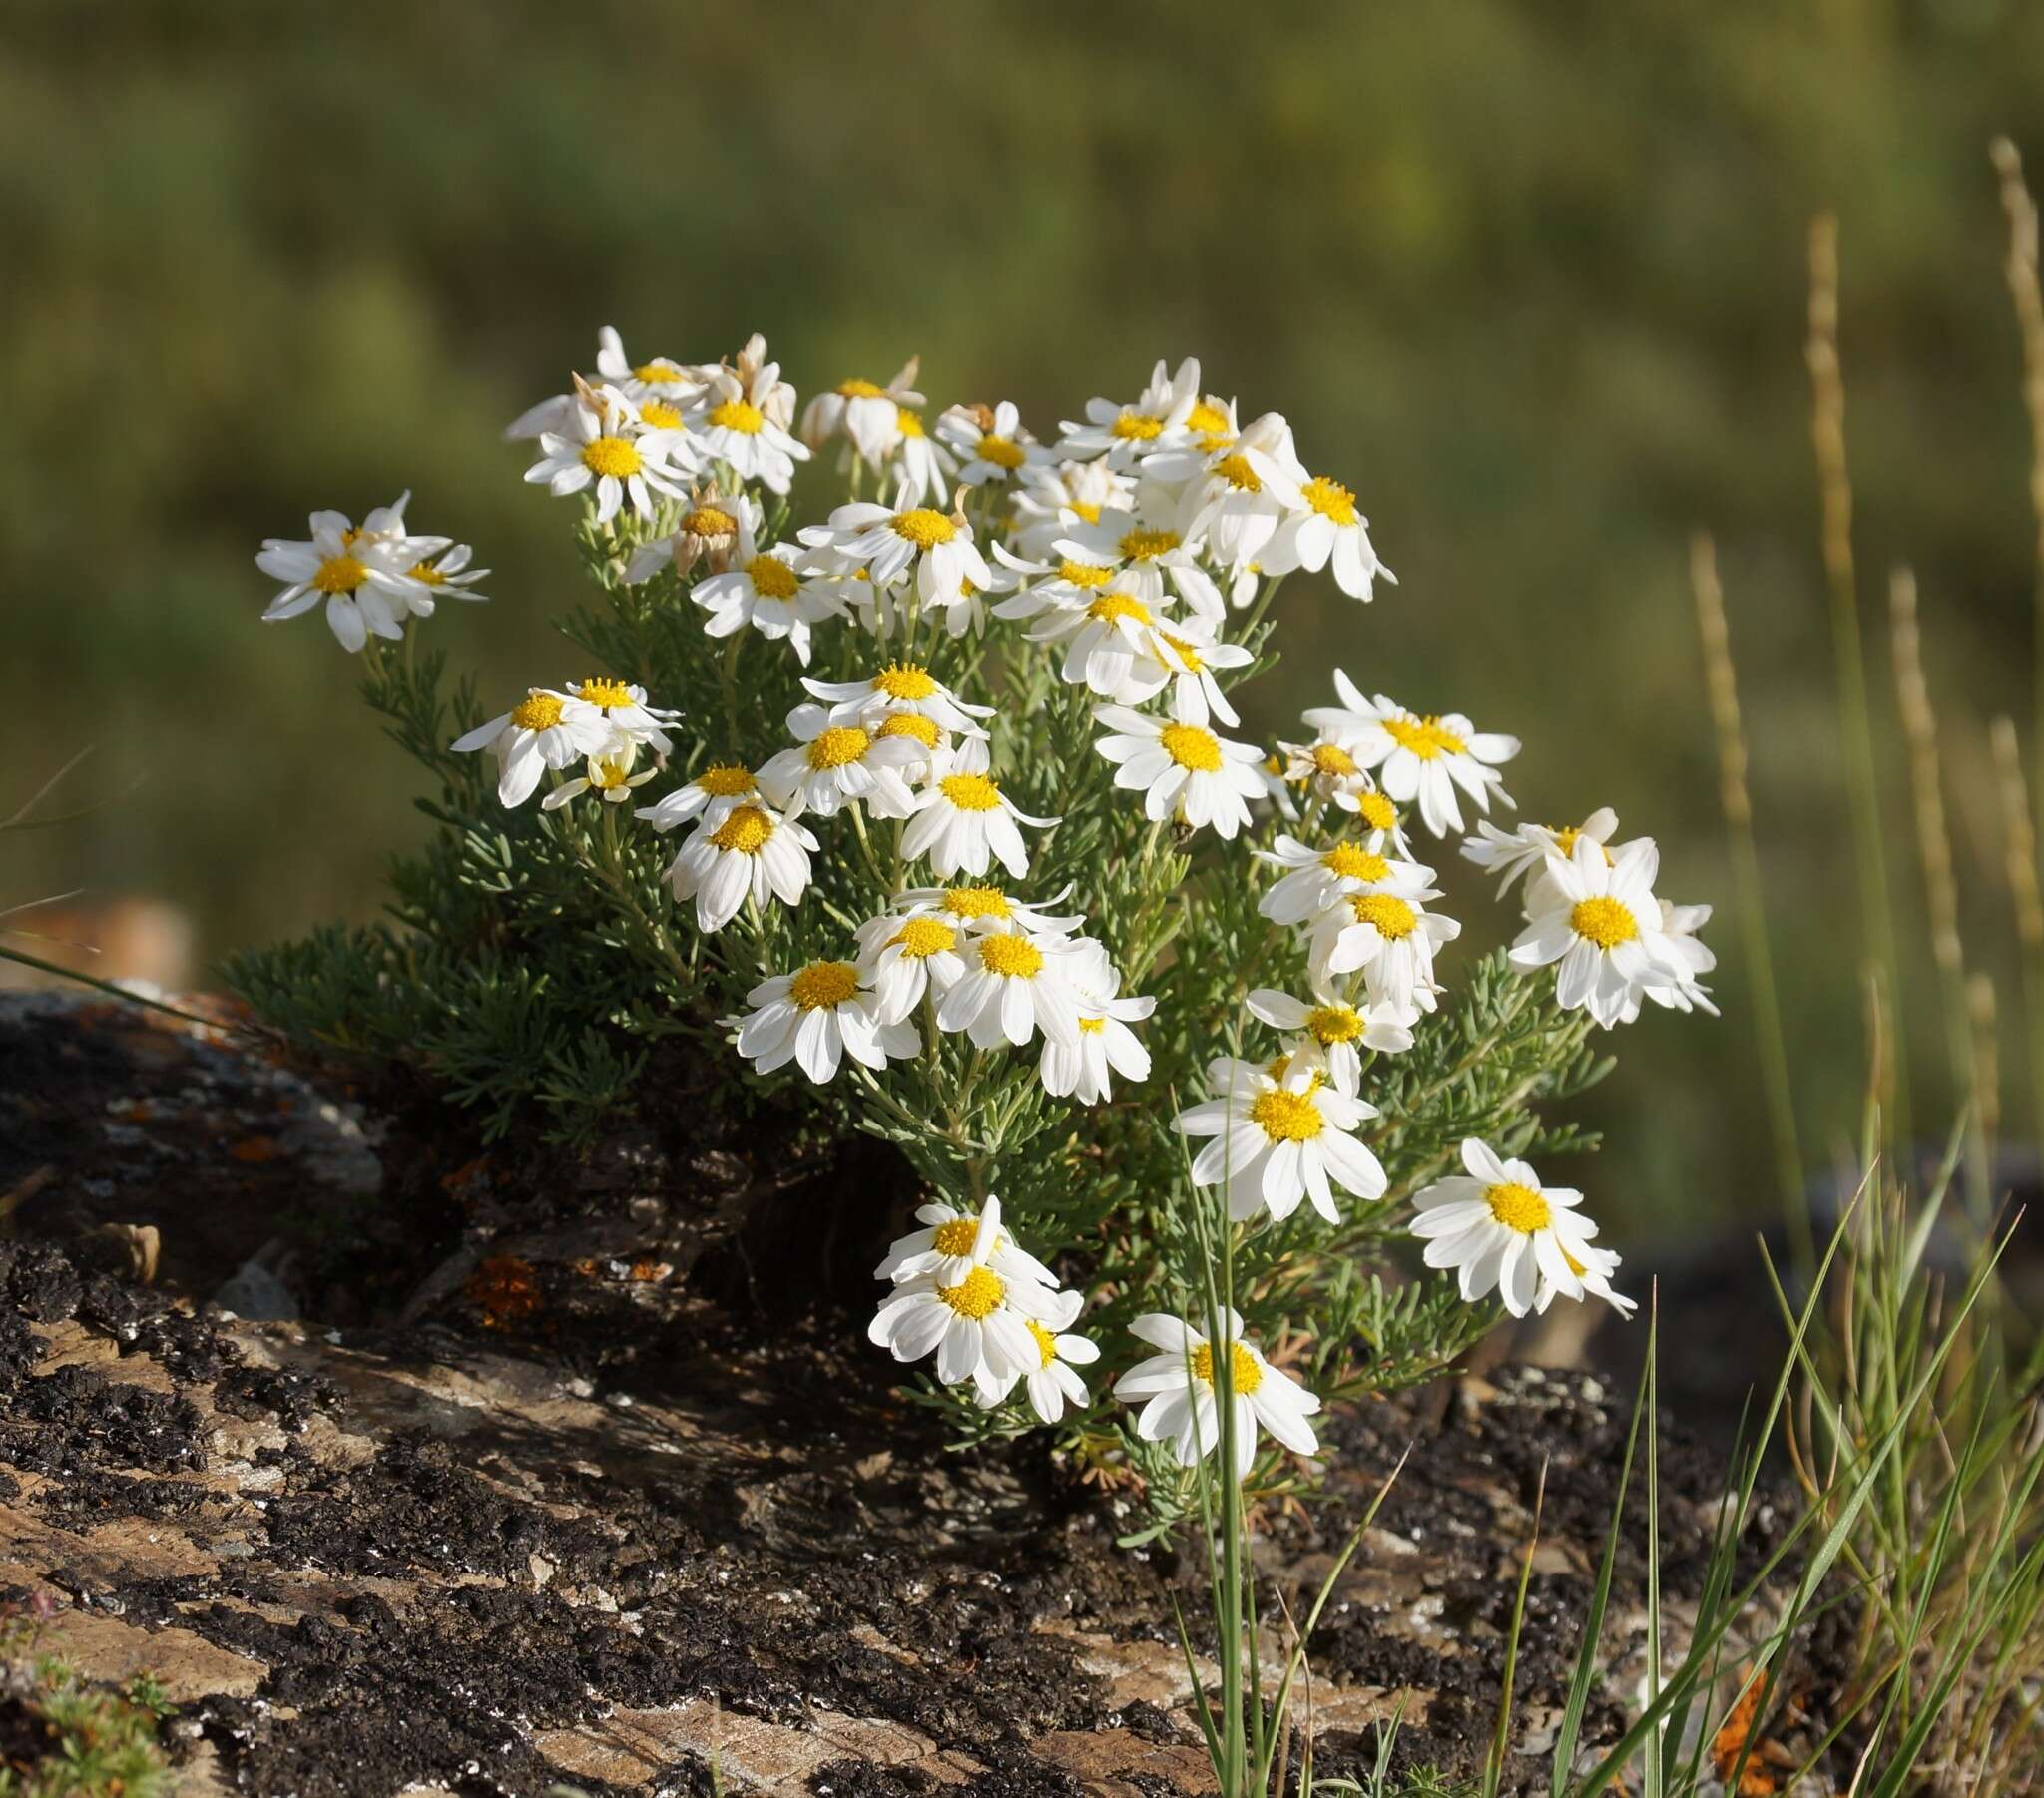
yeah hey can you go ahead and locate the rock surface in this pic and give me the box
[0,994,1794,1796]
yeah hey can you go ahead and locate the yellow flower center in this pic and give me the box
[636,361,687,385]
[746,555,799,600]
[875,662,938,701]
[1356,792,1398,832]
[1071,500,1103,524]
[892,508,957,548]
[1570,896,1639,950]
[639,401,684,430]
[1349,893,1418,940]
[588,754,634,791]
[1160,723,1223,773]
[313,553,368,595]
[977,434,1026,471]
[806,725,871,770]
[696,762,756,797]
[581,436,642,479]
[409,560,445,586]
[1087,592,1153,626]
[1322,844,1390,882]
[1059,559,1115,589]
[942,885,1010,921]
[836,377,886,398]
[1185,399,1231,444]
[1160,631,1204,672]
[977,934,1045,979]
[708,398,765,435]
[1078,1016,1107,1035]
[1250,1087,1324,1142]
[895,406,925,438]
[1190,1340,1264,1395]
[683,505,738,538]
[931,1216,980,1256]
[1310,743,1359,777]
[788,959,860,1011]
[708,804,773,855]
[1118,528,1181,562]
[576,677,636,709]
[878,713,940,747]
[890,917,958,959]
[510,693,565,732]
[936,1265,1005,1320]
[1111,411,1164,442]
[939,772,1003,812]
[1550,825,1582,859]
[1299,475,1359,527]
[1487,1181,1552,1234]
[1381,715,1467,760]
[1027,1318,1059,1367]
[1306,1004,1363,1045]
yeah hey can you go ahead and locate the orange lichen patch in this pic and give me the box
[466,1255,543,1331]
[1710,1666,1781,1797]
[229,1135,280,1164]
[439,1155,492,1196]
[628,1259,672,1284]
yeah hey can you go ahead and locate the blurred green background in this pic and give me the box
[6,0,2043,1239]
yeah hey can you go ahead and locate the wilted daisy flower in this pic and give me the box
[1410,1138,1616,1318]
[636,759,759,833]
[1113,1309,1322,1478]
[802,663,993,735]
[523,379,692,525]
[1508,836,1680,1029]
[568,676,680,756]
[1302,673,1520,838]
[855,909,969,1025]
[980,1287,1101,1422]
[692,545,846,666]
[1274,736,1387,817]
[405,541,491,607]
[1306,883,1461,1022]
[938,400,1050,488]
[1537,1240,1637,1319]
[935,926,1084,1049]
[1462,807,1619,901]
[1010,458,1136,559]
[868,1217,1054,1389]
[800,361,924,464]
[757,703,922,820]
[901,740,1058,880]
[689,350,809,494]
[891,882,1086,940]
[256,499,444,653]
[1053,506,1224,619]
[1040,941,1154,1104]
[1094,705,1271,840]
[874,1193,1059,1290]
[665,800,818,933]
[1058,356,1203,470]
[540,744,661,811]
[1248,986,1412,1091]
[1258,463,1394,603]
[623,490,760,585]
[449,688,618,808]
[1175,1057,1385,1224]
[812,501,991,606]
[1257,834,1433,926]
[733,958,921,1084]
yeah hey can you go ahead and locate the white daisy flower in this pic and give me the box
[1009,457,1137,559]
[802,663,993,736]
[886,405,959,508]
[811,501,991,606]
[567,676,681,756]
[733,958,920,1084]
[664,800,819,933]
[1508,836,1681,1029]
[636,760,760,833]
[523,380,691,525]
[1536,1240,1637,1319]
[901,740,1058,880]
[1040,971,1154,1105]
[890,883,1086,940]
[1142,614,1254,728]
[1058,356,1203,470]
[1113,1309,1322,1479]
[539,743,661,811]
[937,400,1051,488]
[1253,441,1395,602]
[1052,506,1224,619]
[1410,1139,1617,1319]
[1137,391,1243,487]
[756,703,922,821]
[1635,899,1717,1018]
[689,350,810,494]
[1172,413,1298,571]
[404,541,491,607]
[935,926,1086,1050]
[1175,1057,1386,1224]
[1306,884,1461,1022]
[256,498,443,653]
[1093,703,1269,840]
[449,689,618,809]
[868,1232,1055,1389]
[800,361,924,464]
[979,1287,1101,1423]
[504,327,706,440]
[692,545,846,667]
[1462,807,1620,902]
[874,1193,1059,1290]
[1257,833,1434,927]
[993,569,1176,707]
[854,910,970,1025]
[1247,986,1413,1092]
[624,491,761,585]
[1302,673,1520,838]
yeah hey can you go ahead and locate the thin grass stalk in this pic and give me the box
[1989,715,2044,1155]
[1991,141,2044,857]
[1808,215,1908,1144]
[1483,1458,1547,1798]
[1968,973,2000,1174]
[1691,533,1806,1237]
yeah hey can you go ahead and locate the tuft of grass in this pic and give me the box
[0,1612,177,1798]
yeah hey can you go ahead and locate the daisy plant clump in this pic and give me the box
[229,329,1715,1523]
